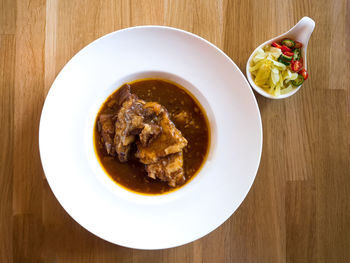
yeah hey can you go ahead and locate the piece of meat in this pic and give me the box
[117,84,133,106]
[139,123,162,146]
[145,152,185,187]
[99,84,188,187]
[97,113,116,155]
[135,102,187,187]
[114,92,146,162]
[113,84,167,162]
[173,111,190,124]
[136,106,188,164]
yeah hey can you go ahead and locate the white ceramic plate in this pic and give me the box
[39,26,262,249]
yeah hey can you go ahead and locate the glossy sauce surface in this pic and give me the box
[94,79,210,194]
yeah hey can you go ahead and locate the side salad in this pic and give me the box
[249,38,309,96]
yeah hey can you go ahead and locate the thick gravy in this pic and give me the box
[94,79,210,194]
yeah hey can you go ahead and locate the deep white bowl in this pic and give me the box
[39,26,263,249]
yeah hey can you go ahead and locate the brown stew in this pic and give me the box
[94,79,210,194]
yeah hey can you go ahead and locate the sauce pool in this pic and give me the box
[94,79,210,195]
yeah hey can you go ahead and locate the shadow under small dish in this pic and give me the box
[94,79,210,195]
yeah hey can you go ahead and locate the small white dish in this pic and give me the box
[246,17,315,99]
[39,26,262,249]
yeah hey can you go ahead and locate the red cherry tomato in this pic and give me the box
[291,60,303,72]
[283,51,294,57]
[281,45,292,52]
[294,41,303,49]
[299,69,308,80]
[271,42,282,49]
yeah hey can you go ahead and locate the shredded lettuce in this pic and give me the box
[249,45,297,96]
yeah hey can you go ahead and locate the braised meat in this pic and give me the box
[136,102,187,186]
[145,152,185,187]
[114,86,145,162]
[98,83,188,187]
[172,110,190,124]
[135,107,188,164]
[97,113,116,155]
[139,123,162,146]
[94,79,209,194]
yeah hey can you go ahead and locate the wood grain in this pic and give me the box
[0,0,349,262]
[0,34,15,263]
[0,0,16,34]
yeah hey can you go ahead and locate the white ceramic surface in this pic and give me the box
[39,26,262,249]
[246,17,315,99]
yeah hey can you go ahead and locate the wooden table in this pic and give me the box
[1,0,349,262]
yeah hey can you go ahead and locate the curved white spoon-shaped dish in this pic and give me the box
[246,17,315,99]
